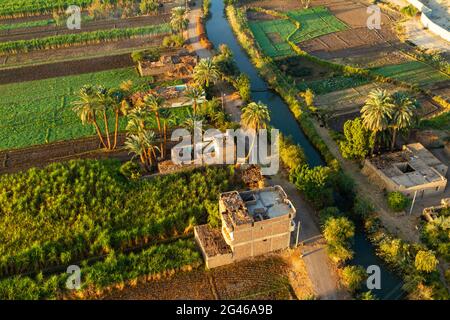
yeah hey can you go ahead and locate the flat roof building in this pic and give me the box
[362,143,448,199]
[195,186,296,268]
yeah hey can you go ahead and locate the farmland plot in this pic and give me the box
[248,6,347,58]
[248,19,296,57]
[0,67,188,150]
[370,61,450,88]
[287,6,348,43]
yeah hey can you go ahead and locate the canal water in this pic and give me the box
[205,0,404,299]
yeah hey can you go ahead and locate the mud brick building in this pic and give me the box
[362,143,448,199]
[194,186,296,268]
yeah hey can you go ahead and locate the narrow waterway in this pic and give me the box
[205,0,404,299]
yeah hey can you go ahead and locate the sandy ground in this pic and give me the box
[100,252,315,300]
[402,17,450,53]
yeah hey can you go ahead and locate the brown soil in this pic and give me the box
[0,14,170,42]
[100,252,313,300]
[0,134,129,174]
[0,34,164,68]
[246,10,278,21]
[0,53,133,84]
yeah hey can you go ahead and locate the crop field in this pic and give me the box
[0,23,170,55]
[0,67,189,150]
[371,61,450,88]
[0,161,238,277]
[248,19,296,57]
[248,6,347,57]
[102,255,295,300]
[287,6,348,43]
[0,0,92,18]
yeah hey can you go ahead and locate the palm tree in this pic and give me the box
[72,85,107,149]
[170,7,188,34]
[126,107,152,135]
[159,108,177,159]
[109,81,133,149]
[390,92,415,150]
[241,102,271,159]
[193,58,220,89]
[96,86,113,150]
[143,94,165,158]
[186,85,205,115]
[361,89,394,154]
[125,131,160,169]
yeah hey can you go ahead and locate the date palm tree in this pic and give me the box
[361,89,394,154]
[96,86,113,150]
[170,7,188,34]
[72,85,107,149]
[125,131,160,169]
[109,81,133,149]
[186,85,205,115]
[143,94,165,157]
[241,102,271,159]
[193,58,220,89]
[390,92,416,151]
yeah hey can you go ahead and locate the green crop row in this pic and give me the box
[0,23,170,55]
[0,0,92,18]
[0,160,238,277]
[0,238,201,300]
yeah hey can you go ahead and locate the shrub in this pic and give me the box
[341,265,367,292]
[323,216,355,264]
[319,207,340,226]
[358,291,376,300]
[339,118,373,161]
[415,250,439,273]
[131,48,160,63]
[401,5,418,17]
[353,196,375,219]
[387,192,410,212]
[119,161,142,180]
[235,73,251,102]
[279,135,306,172]
[162,34,184,48]
[290,164,334,209]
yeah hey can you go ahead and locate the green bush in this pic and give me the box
[235,73,251,102]
[415,250,439,273]
[290,164,334,209]
[341,265,367,292]
[131,48,160,63]
[319,207,340,226]
[279,135,306,172]
[119,161,142,180]
[162,34,184,48]
[339,118,373,161]
[387,191,410,212]
[401,5,418,17]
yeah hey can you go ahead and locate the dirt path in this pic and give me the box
[267,174,349,300]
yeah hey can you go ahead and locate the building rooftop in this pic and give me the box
[369,143,447,188]
[220,186,296,229]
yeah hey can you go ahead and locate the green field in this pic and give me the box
[0,68,189,150]
[249,19,296,57]
[419,112,450,131]
[287,6,348,43]
[0,0,92,17]
[249,6,348,57]
[371,61,450,88]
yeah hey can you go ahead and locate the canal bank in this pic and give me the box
[204,0,404,299]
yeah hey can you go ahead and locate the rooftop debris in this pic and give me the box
[195,224,232,257]
[220,191,253,226]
